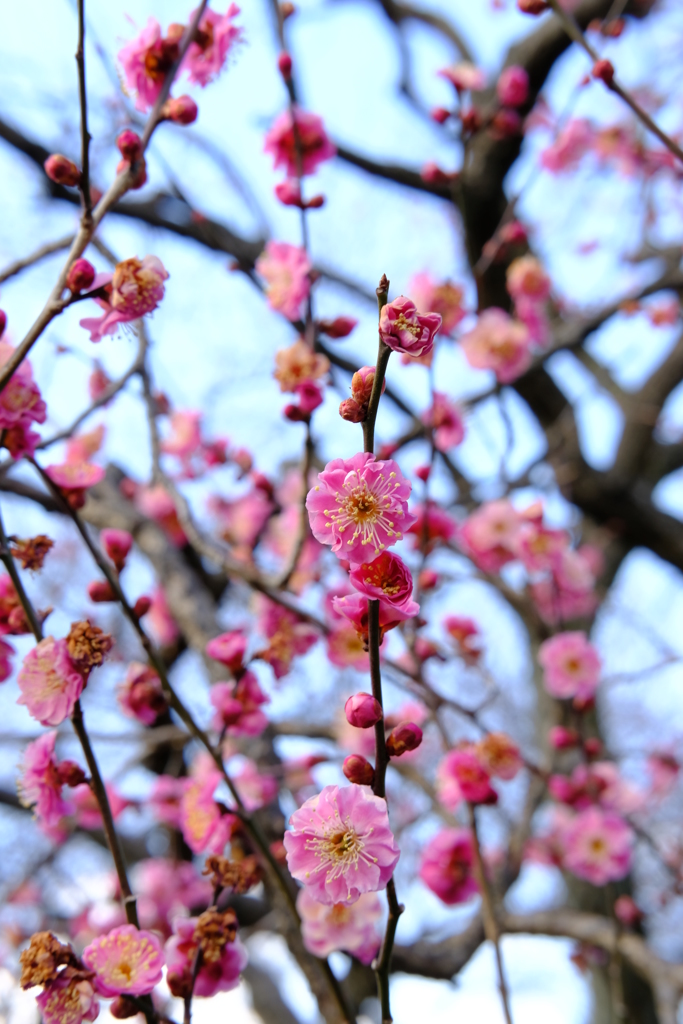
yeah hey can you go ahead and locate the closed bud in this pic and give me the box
[0,310,6,338]
[87,580,116,603]
[284,403,309,422]
[274,179,303,207]
[110,997,140,1019]
[431,106,451,124]
[548,726,580,750]
[278,51,293,80]
[351,366,380,405]
[56,761,87,787]
[44,154,81,187]
[415,464,431,482]
[101,528,133,571]
[592,59,615,85]
[304,194,325,208]
[584,737,602,759]
[614,895,643,927]
[318,316,358,339]
[386,721,423,757]
[460,108,482,134]
[280,2,296,18]
[517,0,548,12]
[163,95,199,125]
[116,157,147,190]
[134,595,152,618]
[414,636,441,660]
[345,692,383,729]
[342,753,375,786]
[66,259,96,294]
[420,162,456,185]
[116,130,143,162]
[339,398,365,423]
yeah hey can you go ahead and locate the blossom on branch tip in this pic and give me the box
[562,807,633,885]
[264,107,335,177]
[66,260,96,294]
[183,5,242,87]
[165,916,247,999]
[283,783,400,904]
[379,295,442,360]
[349,551,419,617]
[210,671,269,736]
[206,630,248,673]
[118,19,183,112]
[419,828,478,905]
[297,888,382,963]
[82,925,164,997]
[101,529,133,571]
[257,243,312,321]
[345,692,383,729]
[118,663,167,726]
[79,258,168,341]
[0,342,46,459]
[342,754,375,786]
[17,638,85,727]
[407,503,456,553]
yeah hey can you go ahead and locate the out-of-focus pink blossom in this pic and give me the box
[541,119,594,174]
[326,624,370,670]
[506,256,551,303]
[407,503,457,553]
[444,615,482,664]
[294,379,324,414]
[165,917,247,999]
[148,775,185,828]
[101,529,133,571]
[118,662,167,726]
[437,747,496,809]
[379,295,442,360]
[419,828,478,905]
[183,5,241,86]
[460,308,533,383]
[163,94,199,125]
[647,751,679,797]
[538,631,601,700]
[210,671,269,736]
[264,107,335,177]
[497,65,529,107]
[459,499,521,573]
[475,732,522,780]
[72,783,129,830]
[83,925,164,996]
[17,637,84,726]
[133,858,212,936]
[563,807,633,885]
[80,258,168,341]
[409,273,465,334]
[0,342,46,459]
[180,754,237,854]
[67,260,96,294]
[297,888,382,963]
[274,339,329,392]
[256,598,319,678]
[210,487,274,556]
[421,392,465,451]
[332,591,414,642]
[284,784,400,904]
[18,732,75,827]
[438,63,486,92]
[161,410,202,460]
[206,630,248,673]
[256,242,311,321]
[234,759,278,810]
[146,587,180,646]
[36,973,99,1024]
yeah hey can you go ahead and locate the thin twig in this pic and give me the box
[76,0,92,220]
[0,236,74,286]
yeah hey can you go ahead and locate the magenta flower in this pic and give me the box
[497,65,529,107]
[264,107,336,177]
[206,630,248,673]
[256,242,312,321]
[460,308,533,383]
[165,917,247,998]
[421,392,465,451]
[117,662,167,726]
[349,551,418,615]
[183,5,241,86]
[210,671,269,737]
[458,498,522,573]
[284,784,400,904]
[306,452,416,564]
[296,888,382,963]
[407,502,456,553]
[17,637,84,727]
[562,807,633,885]
[538,631,601,700]
[437,747,496,809]
[379,296,442,360]
[18,732,75,828]
[257,597,319,679]
[36,974,99,1024]
[345,692,383,730]
[118,19,182,112]
[419,828,479,905]
[83,924,164,996]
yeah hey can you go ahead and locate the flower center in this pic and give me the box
[590,838,606,855]
[393,313,420,337]
[303,811,379,891]
[322,470,405,556]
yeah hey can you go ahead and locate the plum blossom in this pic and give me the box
[210,672,269,736]
[419,828,478,905]
[326,623,370,670]
[180,754,236,854]
[79,258,168,341]
[166,916,247,998]
[17,637,85,727]
[497,65,529,107]
[459,499,522,573]
[256,243,312,321]
[421,393,465,451]
[264,108,335,177]
[349,551,418,616]
[297,888,382,963]
[36,973,99,1024]
[379,296,442,360]
[233,760,278,810]
[274,339,329,392]
[0,342,47,458]
[538,631,601,700]
[563,807,633,885]
[133,859,212,936]
[148,775,185,828]
[72,783,129,831]
[206,630,248,672]
[407,502,456,553]
[332,591,414,643]
[284,784,400,904]
[475,732,522,780]
[256,597,319,678]
[437,747,496,809]
[118,18,179,111]
[306,452,416,564]
[460,308,533,383]
[444,615,482,663]
[82,925,164,996]
[506,256,551,304]
[161,410,202,461]
[117,663,167,726]
[18,732,76,827]
[541,119,594,174]
[183,5,241,86]
[409,273,465,334]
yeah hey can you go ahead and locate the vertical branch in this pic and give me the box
[76,0,92,220]
[0,509,43,641]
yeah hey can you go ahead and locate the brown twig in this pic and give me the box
[76,0,92,220]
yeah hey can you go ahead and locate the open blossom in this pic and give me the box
[17,637,84,727]
[256,242,311,321]
[349,551,418,614]
[264,107,335,177]
[538,631,601,700]
[206,630,248,672]
[459,499,521,573]
[284,784,400,904]
[256,597,319,678]
[118,18,177,111]
[307,452,416,564]
[180,754,236,854]
[80,258,168,341]
[36,973,99,1024]
[211,487,274,555]
[409,273,465,334]
[379,296,442,360]
[297,888,382,963]
[476,732,522,780]
[460,308,533,383]
[234,760,278,811]
[18,732,75,827]
[0,342,46,458]
[437,747,496,809]
[419,828,478,905]
[274,339,329,392]
[161,410,202,460]
[326,623,370,670]
[562,807,633,885]
[506,256,551,303]
[530,545,601,625]
[210,672,269,736]
[549,762,643,815]
[148,775,185,828]
[83,925,163,996]
[45,461,105,511]
[439,63,486,91]
[183,5,241,86]
[118,663,167,726]
[444,615,482,663]
[421,393,465,451]
[407,502,456,552]
[166,916,247,999]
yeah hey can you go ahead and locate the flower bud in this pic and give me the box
[414,636,441,660]
[88,580,116,602]
[592,59,615,85]
[134,595,152,618]
[44,154,81,187]
[116,157,147,190]
[295,380,324,413]
[517,0,548,12]
[418,568,439,591]
[66,259,96,294]
[490,108,522,139]
[284,403,309,422]
[548,726,579,750]
[110,997,140,1020]
[497,66,529,108]
[274,179,303,207]
[278,51,293,80]
[0,310,6,338]
[116,130,143,162]
[339,398,365,423]
[351,366,383,405]
[342,753,375,786]
[56,761,88,787]
[163,95,199,125]
[415,464,431,483]
[345,692,383,729]
[101,528,133,571]
[386,721,423,757]
[614,895,643,927]
[461,108,482,134]
[431,106,451,124]
[305,194,325,209]
[584,737,602,759]
[280,1,296,17]
[499,220,527,245]
[318,316,358,338]
[420,162,456,185]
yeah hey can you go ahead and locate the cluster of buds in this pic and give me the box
[88,529,150,619]
[339,365,385,423]
[116,131,147,190]
[342,691,423,784]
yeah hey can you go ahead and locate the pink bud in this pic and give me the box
[284,403,309,422]
[431,106,451,124]
[278,51,293,80]
[295,380,324,413]
[414,636,441,660]
[386,722,423,757]
[116,157,147,190]
[584,737,602,759]
[164,95,199,125]
[134,595,152,618]
[116,130,143,162]
[497,66,529,107]
[418,569,439,591]
[318,316,358,338]
[101,528,133,570]
[345,692,383,729]
[490,108,522,139]
[351,366,383,405]
[415,464,431,483]
[592,59,615,85]
[274,180,303,207]
[342,753,375,786]
[517,0,548,11]
[548,726,579,750]
[44,154,81,187]
[56,761,87,787]
[66,259,96,294]
[280,1,296,17]
[304,194,325,209]
[461,108,482,134]
[0,310,6,338]
[499,220,527,245]
[88,580,116,603]
[614,895,643,927]
[339,398,365,423]
[232,448,253,474]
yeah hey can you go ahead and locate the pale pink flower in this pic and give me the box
[349,551,418,615]
[647,751,679,797]
[562,807,633,885]
[284,784,400,904]
[179,754,236,854]
[530,545,600,625]
[17,637,84,726]
[256,242,312,321]
[460,308,533,383]
[161,410,202,460]
[459,498,522,573]
[148,775,185,828]
[379,295,442,360]
[118,18,170,112]
[136,485,186,546]
[133,858,212,936]
[36,974,99,1024]
[210,671,269,737]
[515,295,550,346]
[421,392,465,451]
[18,731,75,827]
[117,662,166,726]
[475,732,522,780]
[165,917,247,998]
[0,343,47,451]
[274,339,329,392]
[444,615,482,663]
[541,119,594,174]
[438,63,486,92]
[407,502,456,552]
[419,828,478,905]
[80,258,168,341]
[206,630,248,673]
[183,5,241,86]
[515,517,568,573]
[437,747,495,809]
[83,924,164,996]
[497,66,529,107]
[210,487,274,555]
[538,631,601,700]
[234,759,278,810]
[506,256,551,303]
[409,273,465,334]
[297,888,382,963]
[264,107,336,177]
[146,587,180,646]
[306,452,416,564]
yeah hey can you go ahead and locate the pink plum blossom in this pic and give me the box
[409,273,465,334]
[36,974,99,1024]
[161,410,202,461]
[117,662,167,726]
[0,342,46,459]
[180,754,236,854]
[439,63,486,91]
[256,242,312,321]
[460,308,533,383]
[183,5,241,86]
[256,597,319,678]
[206,630,248,673]
[82,925,164,996]
[135,485,186,546]
[17,637,84,726]
[541,119,594,174]
[349,551,418,614]
[148,775,185,828]
[562,807,633,885]
[326,624,370,670]
[210,671,269,736]
[497,66,529,107]
[165,917,247,998]
[296,888,382,963]
[332,591,415,642]
[407,502,456,552]
[72,783,129,830]
[538,631,601,700]
[419,828,478,905]
[306,452,416,564]
[421,392,465,451]
[210,487,274,556]
[234,759,278,810]
[79,258,168,341]
[476,732,522,780]
[118,19,173,112]
[459,499,522,573]
[444,615,482,663]
[18,732,75,827]
[437,747,496,809]
[133,859,212,936]
[146,587,180,646]
[264,107,336,177]
[379,296,442,360]
[506,255,551,303]
[284,784,400,904]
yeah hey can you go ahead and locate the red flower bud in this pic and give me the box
[318,316,358,339]
[101,528,133,571]
[548,726,580,750]
[351,366,383,405]
[134,595,152,618]
[415,464,431,483]
[274,180,303,207]
[418,568,439,591]
[339,398,366,423]
[342,753,375,786]
[386,722,423,757]
[66,259,96,294]
[584,737,603,759]
[116,157,147,190]
[44,154,81,187]
[304,194,325,209]
[345,692,383,729]
[517,0,548,12]
[0,310,6,338]
[592,59,615,85]
[284,403,309,422]
[431,106,451,124]
[614,895,643,927]
[56,761,88,787]
[88,580,117,603]
[116,130,143,162]
[280,1,296,17]
[164,95,199,125]
[278,51,293,80]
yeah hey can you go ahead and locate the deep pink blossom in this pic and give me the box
[497,66,529,107]
[459,499,522,573]
[206,630,248,672]
[210,671,269,736]
[161,411,202,460]
[0,342,47,453]
[80,258,168,341]
[256,242,311,321]
[165,917,247,998]
[460,308,533,383]
[306,452,416,564]
[419,828,478,905]
[133,858,212,936]
[379,295,442,360]
[183,5,241,86]
[148,775,185,828]
[180,755,236,854]
[538,631,601,700]
[437,747,496,809]
[36,974,99,1024]
[18,732,75,827]
[264,107,336,177]
[421,392,465,451]
[0,637,13,680]
[332,591,415,641]
[118,18,175,112]
[83,925,164,996]
[563,807,633,885]
[407,502,457,552]
[345,692,383,729]
[297,888,382,963]
[444,615,482,663]
[349,551,418,614]
[284,784,400,904]
[118,662,167,726]
[17,637,84,726]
